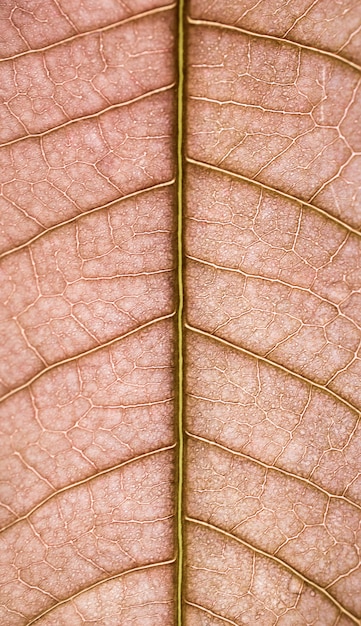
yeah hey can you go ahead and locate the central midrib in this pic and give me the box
[176,0,185,625]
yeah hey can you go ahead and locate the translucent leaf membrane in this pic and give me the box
[0,4,177,625]
[1,1,361,625]
[184,2,361,624]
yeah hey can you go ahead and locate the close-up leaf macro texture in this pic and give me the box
[0,0,361,624]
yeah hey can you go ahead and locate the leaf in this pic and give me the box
[0,1,360,625]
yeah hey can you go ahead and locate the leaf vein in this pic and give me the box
[1,445,176,534]
[185,323,361,416]
[26,559,176,626]
[2,4,176,62]
[186,431,361,512]
[0,313,175,405]
[187,16,361,73]
[186,517,360,624]
[0,84,175,149]
[187,158,361,237]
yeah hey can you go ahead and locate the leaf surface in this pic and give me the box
[0,1,360,625]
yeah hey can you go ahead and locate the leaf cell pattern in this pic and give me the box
[0,1,360,625]
[0,4,177,625]
[185,1,361,624]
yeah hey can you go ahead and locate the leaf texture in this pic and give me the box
[184,1,361,624]
[0,1,361,625]
[0,4,177,625]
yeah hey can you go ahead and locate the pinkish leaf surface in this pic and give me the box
[0,1,361,625]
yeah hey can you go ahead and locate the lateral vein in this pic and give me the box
[185,323,361,417]
[0,83,175,149]
[186,431,361,512]
[187,157,361,238]
[0,180,175,261]
[186,517,360,624]
[2,4,177,62]
[26,559,176,626]
[0,313,175,405]
[185,601,241,625]
[1,445,176,534]
[187,16,361,73]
